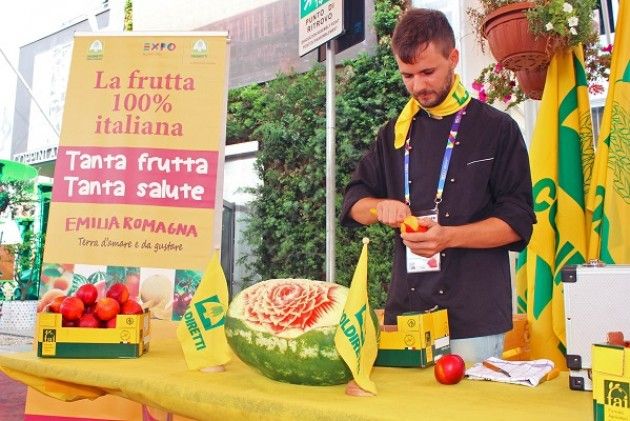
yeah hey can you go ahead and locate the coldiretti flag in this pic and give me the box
[176,253,230,370]
[587,2,630,264]
[334,238,378,395]
[515,46,594,369]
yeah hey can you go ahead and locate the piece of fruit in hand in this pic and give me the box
[400,215,428,233]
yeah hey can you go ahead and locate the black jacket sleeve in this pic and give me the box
[488,116,536,251]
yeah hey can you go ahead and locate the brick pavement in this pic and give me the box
[0,369,26,420]
[0,334,32,420]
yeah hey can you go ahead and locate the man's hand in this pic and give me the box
[374,199,411,228]
[349,198,410,227]
[400,217,522,256]
[401,218,451,257]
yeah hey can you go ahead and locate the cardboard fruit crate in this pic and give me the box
[36,311,151,358]
[375,309,450,368]
[592,343,630,420]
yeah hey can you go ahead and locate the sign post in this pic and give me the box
[298,0,343,57]
[299,0,343,282]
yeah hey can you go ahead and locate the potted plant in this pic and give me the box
[472,62,527,108]
[0,179,43,335]
[471,37,612,107]
[467,0,609,103]
[468,0,597,68]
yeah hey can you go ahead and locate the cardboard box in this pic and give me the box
[502,314,530,360]
[375,309,449,368]
[36,311,151,358]
[592,343,630,420]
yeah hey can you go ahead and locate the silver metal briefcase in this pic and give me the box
[562,263,630,391]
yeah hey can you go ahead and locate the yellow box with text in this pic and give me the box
[375,309,450,368]
[592,343,630,421]
[36,311,151,358]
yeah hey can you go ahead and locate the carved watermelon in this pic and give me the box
[225,278,353,385]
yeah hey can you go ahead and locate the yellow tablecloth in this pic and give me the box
[0,321,591,421]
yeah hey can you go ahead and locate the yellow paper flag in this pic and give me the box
[515,46,594,369]
[176,252,231,370]
[587,2,630,264]
[334,238,378,395]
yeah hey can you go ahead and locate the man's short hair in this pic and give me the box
[391,8,456,63]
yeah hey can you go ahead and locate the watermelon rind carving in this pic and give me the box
[226,278,358,386]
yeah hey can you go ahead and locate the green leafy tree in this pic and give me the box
[230,0,407,308]
[124,0,133,31]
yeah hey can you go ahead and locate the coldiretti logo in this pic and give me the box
[87,40,103,60]
[194,295,225,330]
[182,295,225,351]
[191,39,208,58]
[339,304,367,359]
[605,380,629,408]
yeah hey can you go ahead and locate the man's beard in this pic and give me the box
[415,69,454,108]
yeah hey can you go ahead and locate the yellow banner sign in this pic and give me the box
[41,33,229,321]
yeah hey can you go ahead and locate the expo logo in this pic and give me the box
[143,42,176,52]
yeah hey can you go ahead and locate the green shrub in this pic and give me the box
[229,0,407,308]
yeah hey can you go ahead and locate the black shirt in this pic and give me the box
[340,99,535,339]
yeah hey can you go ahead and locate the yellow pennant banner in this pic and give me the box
[176,253,230,370]
[587,0,630,264]
[334,238,378,395]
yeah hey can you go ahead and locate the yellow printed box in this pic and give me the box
[375,309,450,368]
[592,343,630,421]
[36,311,151,358]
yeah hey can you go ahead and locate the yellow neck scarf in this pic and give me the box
[394,74,471,149]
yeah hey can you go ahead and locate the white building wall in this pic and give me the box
[223,141,259,292]
[133,0,278,31]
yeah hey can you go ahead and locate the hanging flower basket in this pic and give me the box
[515,64,548,100]
[482,2,555,71]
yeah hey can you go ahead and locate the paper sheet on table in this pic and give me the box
[465,357,555,387]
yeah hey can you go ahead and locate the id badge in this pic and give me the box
[406,209,440,273]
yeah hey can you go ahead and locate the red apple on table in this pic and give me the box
[94,297,120,321]
[434,354,466,385]
[60,297,85,321]
[76,284,98,306]
[106,283,129,305]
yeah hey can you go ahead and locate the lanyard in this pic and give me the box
[403,106,467,208]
